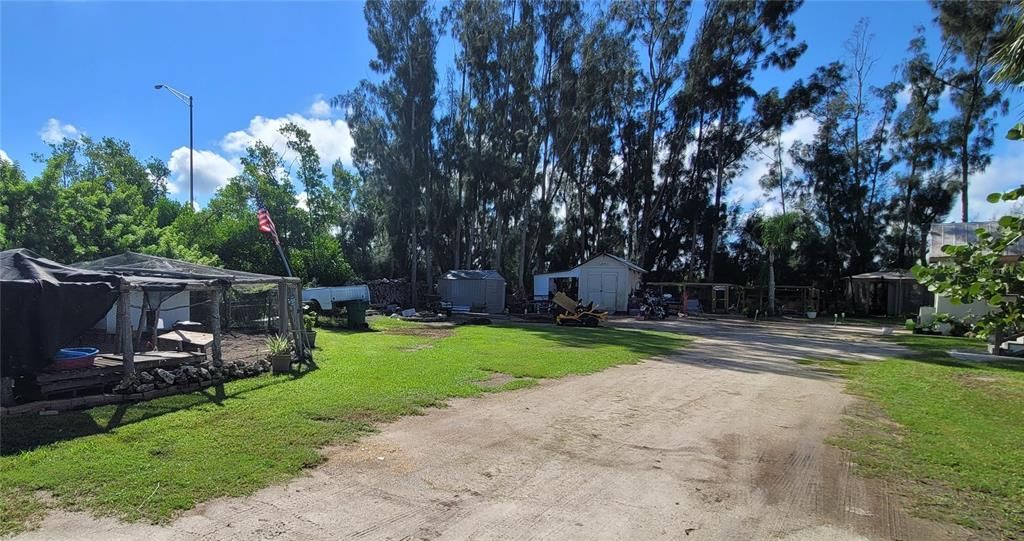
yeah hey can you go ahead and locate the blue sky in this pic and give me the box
[1,1,1020,219]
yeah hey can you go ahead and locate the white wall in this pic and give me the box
[95,290,191,334]
[934,295,993,322]
[577,255,640,312]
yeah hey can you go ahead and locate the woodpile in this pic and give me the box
[366,278,410,307]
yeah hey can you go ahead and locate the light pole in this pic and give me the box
[154,83,194,208]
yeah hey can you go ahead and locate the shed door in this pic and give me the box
[597,273,618,311]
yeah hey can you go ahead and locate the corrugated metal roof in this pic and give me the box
[847,270,916,281]
[74,252,294,284]
[441,269,505,281]
[929,222,1024,261]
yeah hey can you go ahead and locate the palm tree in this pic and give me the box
[757,212,800,316]
[991,0,1024,86]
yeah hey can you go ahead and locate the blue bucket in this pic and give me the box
[52,347,99,369]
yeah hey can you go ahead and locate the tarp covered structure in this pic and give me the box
[1,249,121,377]
[75,252,309,374]
[74,252,293,286]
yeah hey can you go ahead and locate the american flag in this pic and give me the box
[256,206,280,246]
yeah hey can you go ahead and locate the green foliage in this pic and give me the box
[1,0,1018,311]
[0,487,45,537]
[932,0,1012,222]
[302,311,318,331]
[0,319,686,529]
[264,335,291,355]
[1008,122,1024,140]
[2,125,356,286]
[914,186,1024,339]
[989,0,1024,85]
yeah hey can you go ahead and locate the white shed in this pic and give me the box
[534,254,645,313]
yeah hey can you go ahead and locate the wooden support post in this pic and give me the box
[114,290,123,354]
[277,282,288,337]
[118,284,136,379]
[291,283,305,358]
[149,296,162,352]
[210,287,223,367]
[134,293,148,350]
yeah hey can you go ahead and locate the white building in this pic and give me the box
[920,222,1024,323]
[533,254,645,313]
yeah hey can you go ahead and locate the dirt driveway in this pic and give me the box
[18,318,967,540]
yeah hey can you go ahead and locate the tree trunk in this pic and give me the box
[958,74,980,224]
[899,162,917,268]
[689,219,700,281]
[960,144,970,223]
[707,141,725,281]
[495,209,504,271]
[454,212,462,270]
[918,225,930,268]
[517,214,527,295]
[777,131,786,214]
[768,249,776,316]
[424,168,433,294]
[410,220,419,308]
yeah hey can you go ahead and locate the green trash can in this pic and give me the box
[345,300,369,329]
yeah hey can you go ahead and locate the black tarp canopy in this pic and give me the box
[1,249,122,377]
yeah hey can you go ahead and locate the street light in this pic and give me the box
[154,83,194,207]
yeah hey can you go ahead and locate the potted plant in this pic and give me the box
[266,335,292,374]
[303,311,318,348]
[805,305,817,319]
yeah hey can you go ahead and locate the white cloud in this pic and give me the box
[896,84,911,107]
[0,149,10,164]
[220,114,353,169]
[296,191,309,211]
[38,118,79,144]
[162,106,354,207]
[730,116,820,214]
[949,153,1024,222]
[166,146,240,197]
[897,84,951,109]
[309,98,332,118]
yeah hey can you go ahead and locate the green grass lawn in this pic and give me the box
[805,334,1024,537]
[0,318,686,535]
[840,315,913,328]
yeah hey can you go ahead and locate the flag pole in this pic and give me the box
[274,242,294,278]
[255,194,293,278]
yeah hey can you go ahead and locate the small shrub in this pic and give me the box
[265,335,291,355]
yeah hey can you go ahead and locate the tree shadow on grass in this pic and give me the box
[498,322,690,358]
[883,335,1024,373]
[0,375,295,456]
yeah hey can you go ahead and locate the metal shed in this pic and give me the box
[438,270,506,314]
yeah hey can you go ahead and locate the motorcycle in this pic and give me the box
[637,291,668,320]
